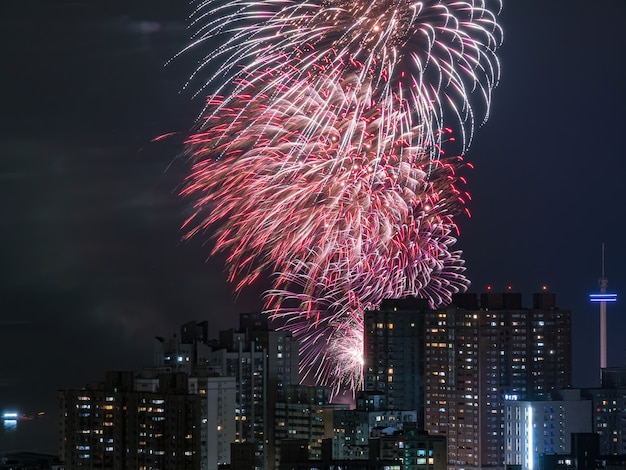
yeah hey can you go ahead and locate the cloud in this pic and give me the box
[103,17,185,35]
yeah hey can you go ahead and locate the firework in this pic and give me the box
[180,0,502,153]
[181,0,502,394]
[184,73,470,392]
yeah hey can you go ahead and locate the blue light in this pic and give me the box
[528,405,534,470]
[589,293,617,303]
[2,411,18,432]
[2,419,17,432]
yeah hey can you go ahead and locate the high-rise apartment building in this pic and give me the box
[273,385,328,465]
[363,298,429,419]
[238,312,301,469]
[59,313,307,470]
[214,313,301,470]
[151,323,238,470]
[150,315,301,470]
[59,371,201,469]
[136,372,236,470]
[199,376,237,468]
[363,292,572,470]
[211,327,268,468]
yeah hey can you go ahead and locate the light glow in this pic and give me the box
[589,293,617,303]
[527,405,534,470]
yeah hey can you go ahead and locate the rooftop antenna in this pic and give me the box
[589,243,617,378]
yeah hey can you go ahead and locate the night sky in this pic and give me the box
[1,0,625,454]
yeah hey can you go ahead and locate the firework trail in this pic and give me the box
[181,0,502,394]
[181,0,502,153]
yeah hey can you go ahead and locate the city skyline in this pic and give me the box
[55,297,603,469]
[1,0,626,455]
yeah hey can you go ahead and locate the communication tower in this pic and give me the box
[589,244,617,374]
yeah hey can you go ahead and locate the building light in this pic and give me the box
[527,405,534,470]
[589,293,617,303]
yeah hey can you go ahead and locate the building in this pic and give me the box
[153,323,213,374]
[370,423,447,470]
[59,312,310,470]
[211,313,301,470]
[0,452,64,470]
[327,390,418,461]
[363,298,429,419]
[209,328,268,468]
[504,389,592,469]
[151,315,302,470]
[239,312,301,469]
[150,322,238,470]
[328,408,370,460]
[583,364,626,456]
[274,385,329,464]
[538,433,601,470]
[199,375,237,469]
[59,371,201,469]
[363,292,573,470]
[319,423,446,470]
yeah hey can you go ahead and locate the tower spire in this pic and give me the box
[602,243,605,278]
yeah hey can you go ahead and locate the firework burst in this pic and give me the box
[180,0,502,394]
[180,0,502,153]
[184,73,471,393]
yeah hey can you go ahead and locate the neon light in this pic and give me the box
[2,412,18,419]
[589,293,617,303]
[527,405,534,470]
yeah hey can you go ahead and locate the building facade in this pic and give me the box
[151,315,302,470]
[363,292,573,470]
[503,390,592,469]
[274,385,328,465]
[584,365,626,456]
[363,298,429,419]
[59,371,201,470]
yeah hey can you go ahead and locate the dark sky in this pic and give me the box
[1,0,625,454]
